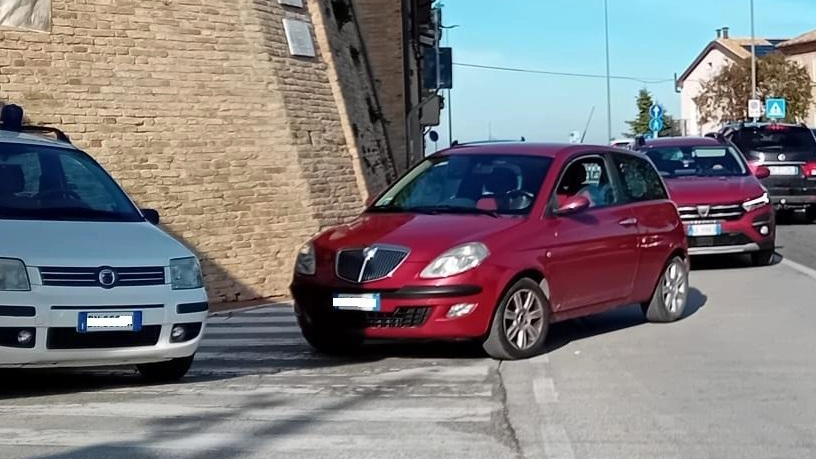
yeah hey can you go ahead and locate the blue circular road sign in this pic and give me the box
[648,117,664,132]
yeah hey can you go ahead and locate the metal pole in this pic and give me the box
[446,25,453,146]
[604,0,612,142]
[447,88,453,146]
[750,0,757,122]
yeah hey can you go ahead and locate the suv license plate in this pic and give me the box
[332,293,381,312]
[687,223,721,237]
[77,311,142,333]
[768,165,799,176]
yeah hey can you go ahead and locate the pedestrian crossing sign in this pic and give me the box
[765,98,786,119]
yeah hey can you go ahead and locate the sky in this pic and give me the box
[425,0,816,152]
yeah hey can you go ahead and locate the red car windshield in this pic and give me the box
[643,145,749,178]
[369,153,553,216]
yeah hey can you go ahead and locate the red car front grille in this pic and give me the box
[335,246,409,283]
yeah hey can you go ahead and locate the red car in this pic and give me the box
[290,142,689,360]
[635,136,775,265]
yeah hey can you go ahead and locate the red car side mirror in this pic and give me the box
[554,195,590,216]
[476,197,498,211]
[754,165,771,180]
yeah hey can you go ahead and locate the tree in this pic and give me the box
[694,51,812,126]
[624,88,681,137]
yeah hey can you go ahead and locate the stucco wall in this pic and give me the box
[680,48,733,136]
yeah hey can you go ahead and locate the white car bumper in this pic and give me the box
[0,283,208,368]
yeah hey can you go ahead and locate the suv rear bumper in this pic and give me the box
[770,193,816,209]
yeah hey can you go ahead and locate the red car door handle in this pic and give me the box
[618,217,638,226]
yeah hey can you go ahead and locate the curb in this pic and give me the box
[208,302,292,317]
[780,258,816,281]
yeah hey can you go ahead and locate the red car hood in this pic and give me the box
[664,176,765,206]
[314,212,525,262]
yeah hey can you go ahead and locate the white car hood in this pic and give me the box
[1,220,194,267]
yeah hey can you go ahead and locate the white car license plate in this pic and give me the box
[768,165,799,176]
[332,293,381,312]
[77,311,142,333]
[687,223,721,237]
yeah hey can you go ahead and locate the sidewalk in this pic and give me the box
[208,296,292,314]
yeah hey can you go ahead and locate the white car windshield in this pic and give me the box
[0,143,143,222]
[643,145,749,178]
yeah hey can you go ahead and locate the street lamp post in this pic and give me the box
[750,0,757,121]
[604,0,612,142]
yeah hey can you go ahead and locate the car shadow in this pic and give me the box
[0,367,245,400]
[688,251,784,271]
[543,287,708,354]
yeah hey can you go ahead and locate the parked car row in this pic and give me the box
[0,101,788,376]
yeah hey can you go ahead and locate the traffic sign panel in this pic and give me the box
[649,117,664,132]
[649,103,664,120]
[748,99,762,118]
[766,98,786,119]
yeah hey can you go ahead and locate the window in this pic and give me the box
[552,156,618,209]
[731,125,816,154]
[0,143,142,222]
[642,145,748,178]
[613,153,668,202]
[371,153,553,216]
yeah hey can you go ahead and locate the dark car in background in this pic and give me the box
[635,136,775,266]
[718,122,816,221]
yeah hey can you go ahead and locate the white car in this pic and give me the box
[0,104,208,381]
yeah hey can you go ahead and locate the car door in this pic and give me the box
[544,152,641,312]
[610,151,681,302]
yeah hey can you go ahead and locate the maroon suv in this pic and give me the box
[635,136,775,266]
[290,142,689,360]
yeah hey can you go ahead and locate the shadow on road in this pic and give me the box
[689,251,784,271]
[544,287,707,353]
[0,367,244,401]
[20,373,428,459]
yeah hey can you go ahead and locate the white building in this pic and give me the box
[676,27,787,135]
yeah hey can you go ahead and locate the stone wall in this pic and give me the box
[0,0,394,302]
[352,0,410,171]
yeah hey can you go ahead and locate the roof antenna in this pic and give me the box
[1,104,23,131]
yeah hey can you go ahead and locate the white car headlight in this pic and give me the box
[295,242,316,275]
[170,257,203,290]
[0,258,30,291]
[420,242,489,279]
[743,192,770,212]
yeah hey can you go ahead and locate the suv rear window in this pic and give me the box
[731,125,816,154]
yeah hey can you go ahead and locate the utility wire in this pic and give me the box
[452,62,675,85]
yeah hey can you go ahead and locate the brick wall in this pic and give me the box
[0,0,394,302]
[351,0,409,172]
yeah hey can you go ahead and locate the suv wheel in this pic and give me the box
[806,206,816,223]
[751,249,775,266]
[641,256,688,322]
[483,278,550,360]
[137,355,195,382]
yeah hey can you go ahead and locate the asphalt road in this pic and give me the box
[3,254,816,459]
[777,219,816,270]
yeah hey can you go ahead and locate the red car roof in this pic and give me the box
[436,142,611,159]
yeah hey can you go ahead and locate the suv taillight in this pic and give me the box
[747,159,762,174]
[804,162,816,177]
